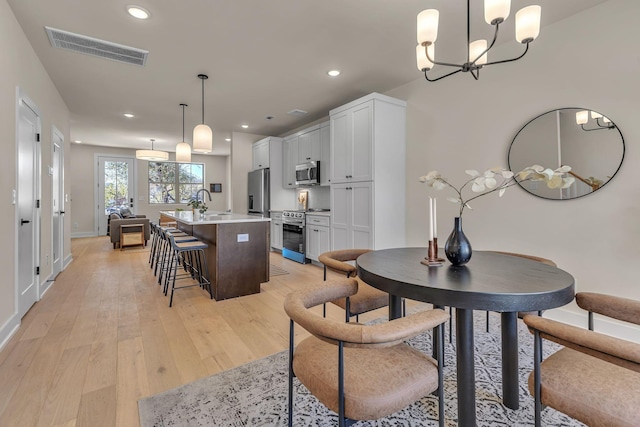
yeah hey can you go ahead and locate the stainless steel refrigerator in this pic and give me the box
[247,168,270,217]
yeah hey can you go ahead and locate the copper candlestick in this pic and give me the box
[421,238,444,266]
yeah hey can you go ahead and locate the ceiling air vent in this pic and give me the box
[45,26,148,66]
[287,109,308,117]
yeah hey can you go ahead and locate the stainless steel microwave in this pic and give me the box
[295,161,320,186]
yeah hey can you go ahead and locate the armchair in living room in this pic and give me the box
[109,213,150,249]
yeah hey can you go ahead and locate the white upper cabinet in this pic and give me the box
[320,121,330,186]
[329,93,407,251]
[252,138,270,170]
[282,135,298,188]
[297,128,321,164]
[330,101,373,183]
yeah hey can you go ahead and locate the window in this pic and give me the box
[149,162,204,204]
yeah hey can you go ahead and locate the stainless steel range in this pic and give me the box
[282,210,307,264]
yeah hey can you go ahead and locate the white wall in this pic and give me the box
[387,0,639,339]
[230,132,265,214]
[69,143,229,234]
[0,0,71,346]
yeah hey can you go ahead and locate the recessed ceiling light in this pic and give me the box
[328,70,341,77]
[225,138,231,142]
[74,140,82,143]
[127,6,150,20]
[123,113,135,118]
[241,124,249,129]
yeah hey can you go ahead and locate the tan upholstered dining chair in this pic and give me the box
[318,249,391,322]
[284,279,449,427]
[523,292,640,427]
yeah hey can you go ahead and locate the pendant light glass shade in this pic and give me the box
[193,124,212,153]
[176,142,191,162]
[176,103,191,162]
[193,74,212,153]
[136,139,168,161]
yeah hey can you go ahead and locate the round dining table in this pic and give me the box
[357,248,575,427]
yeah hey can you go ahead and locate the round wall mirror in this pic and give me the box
[508,108,624,200]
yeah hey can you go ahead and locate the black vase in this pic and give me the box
[444,217,472,266]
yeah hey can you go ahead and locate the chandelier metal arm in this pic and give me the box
[596,118,615,129]
[469,22,500,68]
[424,67,463,82]
[424,44,466,69]
[482,42,530,67]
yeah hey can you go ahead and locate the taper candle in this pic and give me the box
[433,198,437,238]
[429,197,433,241]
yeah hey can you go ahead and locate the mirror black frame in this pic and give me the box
[508,107,625,200]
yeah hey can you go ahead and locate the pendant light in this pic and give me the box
[136,138,168,161]
[193,74,212,153]
[175,103,191,162]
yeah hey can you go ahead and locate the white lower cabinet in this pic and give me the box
[271,212,283,250]
[330,182,373,251]
[306,214,331,262]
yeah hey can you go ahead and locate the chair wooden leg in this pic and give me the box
[588,311,594,331]
[486,311,490,332]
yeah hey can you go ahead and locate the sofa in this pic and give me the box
[109,213,150,249]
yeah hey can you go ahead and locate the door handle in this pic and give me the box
[60,211,65,214]
[20,219,31,225]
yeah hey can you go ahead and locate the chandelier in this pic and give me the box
[416,0,541,81]
[575,111,616,132]
[136,138,168,161]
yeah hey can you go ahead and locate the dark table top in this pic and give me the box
[357,248,575,312]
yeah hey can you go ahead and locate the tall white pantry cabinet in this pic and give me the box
[329,92,406,251]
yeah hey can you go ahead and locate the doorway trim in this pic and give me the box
[14,88,42,317]
[48,126,65,290]
[94,153,138,236]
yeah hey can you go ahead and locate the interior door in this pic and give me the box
[97,156,135,236]
[17,97,40,318]
[52,131,64,277]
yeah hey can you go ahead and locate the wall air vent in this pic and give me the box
[45,26,148,66]
[287,109,308,117]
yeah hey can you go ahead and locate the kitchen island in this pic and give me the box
[160,211,270,301]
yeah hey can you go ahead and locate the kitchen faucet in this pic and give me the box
[195,188,212,203]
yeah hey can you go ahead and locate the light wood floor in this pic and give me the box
[0,237,417,426]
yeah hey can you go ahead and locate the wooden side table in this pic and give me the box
[120,223,145,250]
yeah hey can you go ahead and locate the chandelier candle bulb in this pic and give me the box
[515,5,541,43]
[416,44,435,71]
[576,110,589,125]
[470,39,488,65]
[417,9,439,44]
[485,0,511,24]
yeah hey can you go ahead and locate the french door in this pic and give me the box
[97,156,135,236]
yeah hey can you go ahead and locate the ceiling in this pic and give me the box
[8,0,608,155]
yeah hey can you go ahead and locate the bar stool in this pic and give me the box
[165,234,211,307]
[156,227,197,285]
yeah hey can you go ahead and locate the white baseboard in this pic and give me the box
[40,273,55,298]
[71,231,97,238]
[63,254,73,269]
[544,306,640,344]
[0,313,20,352]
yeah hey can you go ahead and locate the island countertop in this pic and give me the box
[160,210,270,225]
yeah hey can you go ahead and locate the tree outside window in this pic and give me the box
[149,162,204,204]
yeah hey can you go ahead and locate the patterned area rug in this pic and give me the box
[138,312,585,426]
